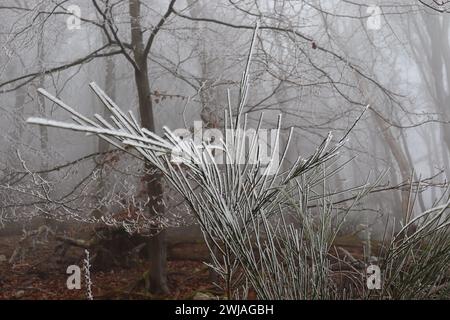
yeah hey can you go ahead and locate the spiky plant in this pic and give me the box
[26,25,449,300]
[25,25,370,299]
[375,196,450,299]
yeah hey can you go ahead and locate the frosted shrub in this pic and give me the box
[26,26,449,299]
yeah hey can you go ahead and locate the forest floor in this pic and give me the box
[0,233,217,299]
[0,224,367,300]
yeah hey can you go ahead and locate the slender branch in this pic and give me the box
[172,8,400,102]
[0,46,122,93]
[92,0,140,71]
[143,0,176,58]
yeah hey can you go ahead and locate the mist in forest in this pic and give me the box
[0,0,449,302]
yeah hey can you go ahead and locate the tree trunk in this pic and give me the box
[357,72,410,230]
[415,14,450,180]
[9,81,25,166]
[37,15,48,175]
[129,0,168,294]
[97,40,116,198]
[374,114,410,229]
[99,53,115,155]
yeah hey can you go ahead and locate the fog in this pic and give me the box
[0,0,449,300]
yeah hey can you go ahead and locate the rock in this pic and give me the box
[14,290,25,299]
[0,254,6,263]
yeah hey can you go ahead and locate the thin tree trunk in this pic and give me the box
[99,55,115,154]
[374,115,410,229]
[9,83,25,165]
[357,73,410,230]
[37,18,48,176]
[97,40,116,198]
[398,124,426,212]
[129,0,168,294]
